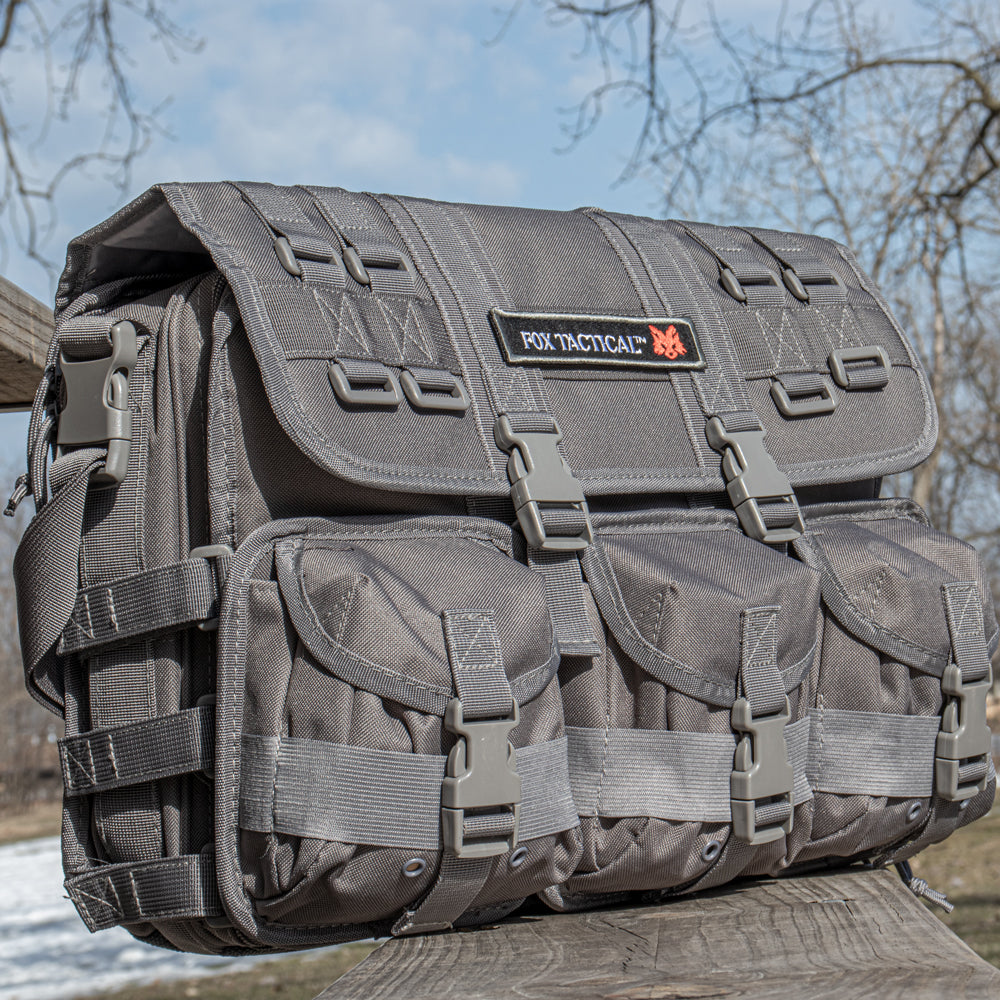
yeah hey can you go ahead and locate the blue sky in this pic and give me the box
[0,0,919,469]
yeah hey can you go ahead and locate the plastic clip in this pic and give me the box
[828,346,890,390]
[441,698,521,859]
[706,417,804,544]
[494,415,593,551]
[190,545,234,632]
[56,321,138,485]
[730,695,794,845]
[935,662,992,802]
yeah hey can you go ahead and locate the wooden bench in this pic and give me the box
[313,869,1000,1000]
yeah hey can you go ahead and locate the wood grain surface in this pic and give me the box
[0,274,52,409]
[314,869,1000,1000]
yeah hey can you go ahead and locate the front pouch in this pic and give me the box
[792,499,997,866]
[551,508,822,907]
[213,515,581,950]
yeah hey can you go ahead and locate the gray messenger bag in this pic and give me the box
[12,182,997,954]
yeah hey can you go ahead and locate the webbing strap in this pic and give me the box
[443,608,513,720]
[567,707,947,822]
[58,556,228,655]
[14,447,106,712]
[807,709,940,797]
[942,583,992,684]
[65,854,222,932]
[739,607,786,717]
[232,181,338,262]
[60,706,214,796]
[588,210,757,425]
[567,719,812,823]
[744,227,847,306]
[304,186,415,296]
[240,734,576,848]
[396,611,516,934]
[527,548,601,657]
[681,222,787,307]
[391,855,494,936]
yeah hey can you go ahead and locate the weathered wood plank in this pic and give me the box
[314,870,1000,1000]
[0,274,53,409]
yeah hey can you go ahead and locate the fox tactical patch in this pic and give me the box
[489,309,704,370]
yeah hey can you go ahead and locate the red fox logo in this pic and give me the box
[648,323,687,359]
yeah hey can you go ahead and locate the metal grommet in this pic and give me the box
[701,840,722,863]
[907,802,923,824]
[509,846,528,869]
[402,858,427,878]
[959,799,970,812]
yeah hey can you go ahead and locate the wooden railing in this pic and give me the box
[0,274,52,410]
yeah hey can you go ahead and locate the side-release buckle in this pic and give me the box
[56,321,138,485]
[706,417,804,544]
[935,662,992,802]
[730,695,794,844]
[493,414,593,551]
[441,698,521,859]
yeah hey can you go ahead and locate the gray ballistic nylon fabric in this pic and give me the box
[10,181,997,954]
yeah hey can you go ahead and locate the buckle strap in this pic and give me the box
[494,413,593,552]
[936,582,993,802]
[731,607,794,845]
[60,705,214,796]
[56,320,137,486]
[706,414,803,544]
[65,853,222,932]
[58,548,232,655]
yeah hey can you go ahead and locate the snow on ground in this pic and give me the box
[0,836,303,1000]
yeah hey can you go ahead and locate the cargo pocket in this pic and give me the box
[792,499,997,865]
[555,508,822,904]
[215,515,581,949]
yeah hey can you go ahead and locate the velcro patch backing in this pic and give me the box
[490,309,704,370]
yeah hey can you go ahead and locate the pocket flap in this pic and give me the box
[796,504,998,675]
[274,525,559,714]
[582,512,821,707]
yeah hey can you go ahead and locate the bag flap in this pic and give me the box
[57,182,937,500]
[795,501,999,676]
[271,519,559,714]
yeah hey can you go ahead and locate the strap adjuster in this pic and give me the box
[706,417,804,544]
[190,544,234,632]
[441,697,521,859]
[494,414,593,552]
[935,662,992,802]
[56,321,138,485]
[730,695,794,844]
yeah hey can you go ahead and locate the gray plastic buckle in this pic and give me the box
[935,662,992,802]
[828,346,890,389]
[328,362,401,407]
[770,378,837,418]
[705,417,804,544]
[493,415,593,552]
[56,321,138,485]
[441,698,521,859]
[730,695,794,845]
[190,544,234,632]
[400,370,470,412]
